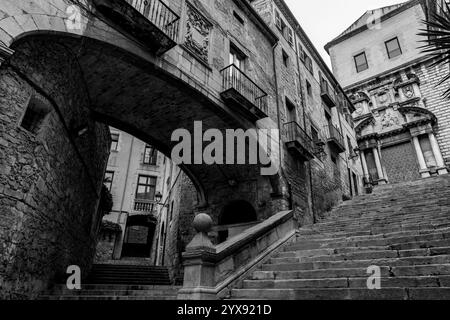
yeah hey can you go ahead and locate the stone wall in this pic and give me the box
[416,61,450,167]
[0,38,110,299]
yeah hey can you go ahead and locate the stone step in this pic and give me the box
[263,255,450,272]
[251,264,450,280]
[51,284,181,291]
[310,213,450,231]
[242,275,450,289]
[296,226,450,242]
[230,287,450,300]
[46,289,179,296]
[274,246,450,263]
[41,295,176,300]
[268,247,450,264]
[288,230,450,251]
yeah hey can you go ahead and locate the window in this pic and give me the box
[229,44,246,69]
[331,155,337,165]
[306,80,312,96]
[233,11,244,24]
[347,136,352,154]
[298,45,305,62]
[311,126,319,143]
[104,171,114,191]
[385,37,402,59]
[275,9,283,30]
[354,52,368,73]
[111,133,119,151]
[169,200,174,222]
[20,94,51,134]
[282,50,289,67]
[136,175,157,201]
[285,27,294,47]
[305,55,313,74]
[143,145,158,165]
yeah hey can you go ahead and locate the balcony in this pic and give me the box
[93,0,180,55]
[284,122,315,161]
[220,64,268,122]
[320,81,336,108]
[133,199,157,214]
[324,124,346,154]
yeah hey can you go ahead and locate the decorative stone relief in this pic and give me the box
[402,84,415,99]
[184,2,212,63]
[380,109,400,129]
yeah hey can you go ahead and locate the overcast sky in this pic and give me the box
[284,0,407,66]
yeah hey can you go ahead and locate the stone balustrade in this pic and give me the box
[178,211,296,300]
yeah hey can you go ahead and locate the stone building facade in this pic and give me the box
[0,0,361,297]
[326,0,449,186]
[94,128,173,263]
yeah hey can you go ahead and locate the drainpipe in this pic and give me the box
[337,96,351,198]
[295,29,316,223]
[271,41,293,211]
[272,41,283,175]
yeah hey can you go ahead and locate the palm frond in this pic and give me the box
[419,2,450,98]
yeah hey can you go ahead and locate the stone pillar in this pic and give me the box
[412,136,431,178]
[360,150,370,180]
[177,213,218,300]
[428,132,448,175]
[373,147,387,184]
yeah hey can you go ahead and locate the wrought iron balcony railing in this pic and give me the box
[127,0,180,42]
[93,0,180,55]
[220,64,268,120]
[284,121,315,161]
[324,124,346,153]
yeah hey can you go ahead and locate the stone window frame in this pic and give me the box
[143,144,158,166]
[354,51,369,73]
[385,37,403,60]
[104,171,115,192]
[110,132,120,152]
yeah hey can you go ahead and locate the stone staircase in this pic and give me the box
[41,264,180,300]
[229,175,450,300]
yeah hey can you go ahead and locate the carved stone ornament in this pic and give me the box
[184,2,212,63]
[402,84,415,99]
[380,109,400,129]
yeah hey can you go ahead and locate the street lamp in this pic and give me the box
[155,191,163,204]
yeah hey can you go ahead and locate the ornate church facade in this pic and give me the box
[326,0,449,186]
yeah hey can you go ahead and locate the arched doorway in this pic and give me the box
[121,215,156,258]
[217,200,258,243]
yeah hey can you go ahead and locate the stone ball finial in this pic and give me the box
[193,213,213,233]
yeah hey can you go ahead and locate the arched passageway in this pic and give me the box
[122,215,156,258]
[217,200,258,243]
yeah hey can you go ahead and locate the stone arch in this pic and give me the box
[355,115,376,135]
[398,106,438,125]
[122,214,157,258]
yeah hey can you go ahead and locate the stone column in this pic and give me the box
[177,213,218,300]
[373,147,387,184]
[428,132,448,175]
[412,136,431,178]
[360,150,370,180]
